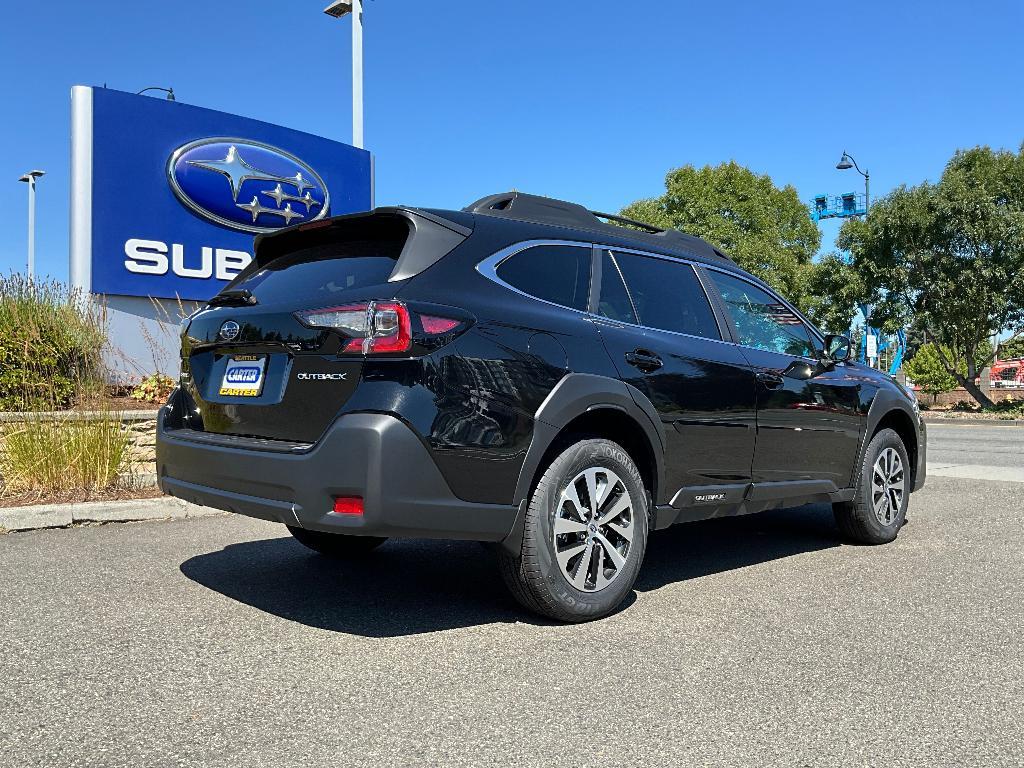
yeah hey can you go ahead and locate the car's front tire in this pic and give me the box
[498,438,650,622]
[833,427,911,545]
[286,526,388,557]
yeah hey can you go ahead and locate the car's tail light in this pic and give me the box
[420,315,461,335]
[295,301,465,355]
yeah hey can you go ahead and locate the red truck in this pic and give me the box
[991,357,1024,388]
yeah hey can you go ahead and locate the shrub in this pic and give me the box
[1,413,130,493]
[903,343,958,402]
[131,373,175,403]
[0,275,108,411]
[951,400,979,412]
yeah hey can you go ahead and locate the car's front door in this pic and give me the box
[591,249,757,502]
[701,268,864,490]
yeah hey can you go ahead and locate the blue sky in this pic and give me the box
[2,0,1022,280]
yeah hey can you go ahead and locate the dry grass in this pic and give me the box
[0,274,107,411]
[1,413,131,494]
[0,275,140,499]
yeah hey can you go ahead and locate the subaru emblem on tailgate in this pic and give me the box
[219,320,240,341]
[167,137,330,234]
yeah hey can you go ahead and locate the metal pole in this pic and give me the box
[352,0,363,148]
[27,175,36,279]
[864,170,870,215]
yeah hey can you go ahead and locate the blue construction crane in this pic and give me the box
[856,304,906,376]
[810,191,867,221]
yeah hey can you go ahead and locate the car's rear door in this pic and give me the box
[701,268,864,490]
[591,249,756,502]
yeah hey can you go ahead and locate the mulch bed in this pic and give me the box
[921,411,1023,421]
[0,487,164,509]
[71,396,161,412]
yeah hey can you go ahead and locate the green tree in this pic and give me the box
[996,334,1024,360]
[620,161,821,303]
[838,145,1024,407]
[802,253,865,334]
[903,343,958,403]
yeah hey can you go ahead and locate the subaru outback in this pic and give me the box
[157,191,926,622]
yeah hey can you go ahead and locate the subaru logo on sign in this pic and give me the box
[167,138,330,234]
[218,320,240,341]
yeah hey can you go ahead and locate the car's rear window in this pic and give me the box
[233,226,407,305]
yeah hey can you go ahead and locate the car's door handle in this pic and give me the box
[756,371,785,390]
[625,349,663,373]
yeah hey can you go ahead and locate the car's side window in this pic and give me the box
[705,270,817,358]
[596,251,638,324]
[495,244,591,312]
[605,251,721,340]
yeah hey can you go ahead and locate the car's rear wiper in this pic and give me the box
[207,289,258,307]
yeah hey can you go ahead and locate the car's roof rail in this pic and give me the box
[463,191,734,264]
[588,210,663,233]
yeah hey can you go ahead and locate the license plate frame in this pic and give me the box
[219,354,268,397]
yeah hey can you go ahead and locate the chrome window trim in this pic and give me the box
[475,239,597,317]
[475,239,824,357]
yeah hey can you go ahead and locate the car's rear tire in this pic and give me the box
[833,427,910,545]
[498,438,649,622]
[286,526,388,557]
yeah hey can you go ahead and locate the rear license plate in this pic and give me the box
[219,355,267,397]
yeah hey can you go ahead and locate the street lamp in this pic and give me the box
[18,170,45,280]
[836,151,869,215]
[136,86,176,101]
[324,0,364,149]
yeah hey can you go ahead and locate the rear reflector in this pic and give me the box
[331,496,364,515]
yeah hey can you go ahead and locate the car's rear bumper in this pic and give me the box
[156,408,519,540]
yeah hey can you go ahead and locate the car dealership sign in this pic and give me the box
[70,86,372,302]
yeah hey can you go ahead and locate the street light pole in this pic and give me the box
[836,151,869,215]
[18,170,45,280]
[324,0,364,149]
[352,0,363,149]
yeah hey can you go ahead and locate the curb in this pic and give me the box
[0,496,224,533]
[921,416,1024,427]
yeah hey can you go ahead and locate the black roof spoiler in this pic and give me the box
[463,191,734,264]
[225,207,472,289]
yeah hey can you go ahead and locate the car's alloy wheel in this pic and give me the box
[833,427,911,545]
[497,438,649,622]
[871,447,905,526]
[552,466,635,592]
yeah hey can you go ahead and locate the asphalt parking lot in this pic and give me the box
[2,424,1022,767]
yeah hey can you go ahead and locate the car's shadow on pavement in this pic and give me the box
[180,503,842,637]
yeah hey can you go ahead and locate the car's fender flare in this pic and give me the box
[500,373,666,554]
[853,387,920,488]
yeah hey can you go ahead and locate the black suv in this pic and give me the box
[157,192,926,622]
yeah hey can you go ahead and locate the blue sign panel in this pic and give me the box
[89,88,371,300]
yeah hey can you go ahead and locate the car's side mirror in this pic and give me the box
[823,334,852,364]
